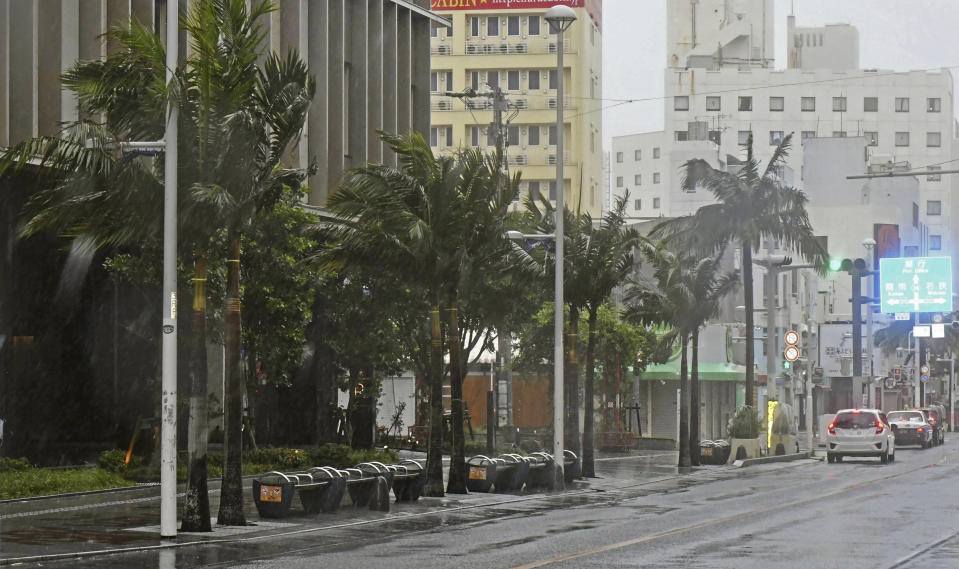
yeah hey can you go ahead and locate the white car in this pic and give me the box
[826,409,896,464]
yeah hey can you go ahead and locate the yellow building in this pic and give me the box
[428,0,603,216]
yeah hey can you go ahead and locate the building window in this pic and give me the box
[769,96,784,112]
[913,203,919,228]
[865,131,879,146]
[930,235,942,250]
[801,96,816,111]
[738,96,752,111]
[801,131,816,142]
[430,72,438,92]
[675,131,689,141]
[653,172,661,184]
[548,125,557,145]
[507,70,520,91]
[445,71,453,89]
[769,131,784,145]
[548,180,557,201]
[674,96,689,111]
[653,147,661,159]
[895,97,910,112]
[864,97,878,112]
[634,174,641,185]
[653,197,661,208]
[507,15,520,36]
[616,176,623,188]
[487,16,499,36]
[507,125,519,146]
[634,199,642,210]
[706,96,721,111]
[615,151,623,163]
[470,126,480,147]
[470,17,480,37]
[469,71,479,91]
[738,130,751,145]
[430,127,439,146]
[528,70,540,90]
[548,69,557,89]
[927,200,942,215]
[928,165,942,181]
[895,131,910,146]
[832,97,847,112]
[528,126,540,146]
[431,23,438,38]
[486,70,499,89]
[528,15,541,36]
[832,131,847,138]
[927,132,942,147]
[634,149,641,161]
[708,130,721,145]
[928,98,942,112]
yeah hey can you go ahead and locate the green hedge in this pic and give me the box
[0,468,134,499]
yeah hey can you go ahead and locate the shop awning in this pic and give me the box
[639,360,747,382]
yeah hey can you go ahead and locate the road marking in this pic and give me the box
[510,462,937,569]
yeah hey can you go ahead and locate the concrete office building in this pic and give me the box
[611,0,955,259]
[428,0,604,217]
[0,0,447,206]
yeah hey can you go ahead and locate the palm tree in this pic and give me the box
[685,254,739,466]
[1,0,314,528]
[578,195,640,478]
[651,134,827,408]
[326,132,518,495]
[625,240,697,467]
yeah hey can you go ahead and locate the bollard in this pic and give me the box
[369,477,391,512]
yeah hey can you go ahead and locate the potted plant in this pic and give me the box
[727,405,764,462]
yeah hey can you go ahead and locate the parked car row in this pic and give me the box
[825,405,948,464]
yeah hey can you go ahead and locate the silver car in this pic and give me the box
[826,409,896,464]
[886,410,933,448]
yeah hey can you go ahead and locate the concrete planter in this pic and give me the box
[727,437,763,463]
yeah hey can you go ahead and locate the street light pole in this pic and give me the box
[160,0,179,539]
[545,4,576,489]
[863,238,876,409]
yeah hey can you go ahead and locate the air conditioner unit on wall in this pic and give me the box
[547,98,558,109]
[548,154,557,165]
[515,99,528,109]
[437,100,452,111]
[548,42,557,53]
[514,155,528,165]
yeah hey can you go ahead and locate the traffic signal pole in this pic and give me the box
[852,272,863,408]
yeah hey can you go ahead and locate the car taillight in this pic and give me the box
[828,422,836,435]
[918,427,924,432]
[929,418,936,424]
[875,419,884,435]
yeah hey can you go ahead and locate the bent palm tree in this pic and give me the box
[651,134,827,408]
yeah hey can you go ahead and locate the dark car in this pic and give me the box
[921,405,946,445]
[886,410,934,448]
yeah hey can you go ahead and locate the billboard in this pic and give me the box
[879,256,953,314]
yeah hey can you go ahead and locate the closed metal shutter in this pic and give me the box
[650,381,679,439]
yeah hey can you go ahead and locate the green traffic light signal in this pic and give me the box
[829,258,843,272]
[783,360,791,370]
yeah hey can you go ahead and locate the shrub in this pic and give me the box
[97,449,129,473]
[0,468,133,499]
[727,406,763,439]
[0,456,31,472]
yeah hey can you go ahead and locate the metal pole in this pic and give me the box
[852,274,863,408]
[765,242,778,404]
[160,0,179,539]
[865,244,875,409]
[950,353,954,432]
[914,315,921,408]
[805,270,818,455]
[553,25,565,487]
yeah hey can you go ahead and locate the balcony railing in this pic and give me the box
[431,38,572,56]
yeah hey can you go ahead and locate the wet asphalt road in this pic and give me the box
[5,444,959,568]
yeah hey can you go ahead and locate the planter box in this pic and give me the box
[727,437,763,463]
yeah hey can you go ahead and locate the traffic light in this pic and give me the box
[829,258,843,272]
[776,256,793,269]
[783,360,792,370]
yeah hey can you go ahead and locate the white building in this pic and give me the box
[612,0,956,258]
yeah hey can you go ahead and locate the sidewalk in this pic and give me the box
[0,449,754,565]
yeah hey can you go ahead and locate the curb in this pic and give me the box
[733,451,811,468]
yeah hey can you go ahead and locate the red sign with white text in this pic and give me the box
[430,0,601,31]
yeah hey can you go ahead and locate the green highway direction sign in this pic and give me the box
[879,256,953,313]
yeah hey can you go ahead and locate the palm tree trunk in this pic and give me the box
[690,329,701,467]
[566,306,581,464]
[582,306,598,477]
[218,237,246,526]
[678,333,691,468]
[447,305,467,493]
[182,256,211,532]
[742,240,755,408]
[424,303,445,497]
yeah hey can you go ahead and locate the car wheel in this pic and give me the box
[827,453,835,464]
[880,450,889,464]
[889,449,895,462]
[835,454,843,463]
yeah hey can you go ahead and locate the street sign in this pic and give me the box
[933,324,946,338]
[784,330,799,345]
[895,312,911,321]
[933,313,944,323]
[921,364,930,374]
[914,325,932,338]
[783,345,800,362]
[922,375,930,383]
[879,257,953,313]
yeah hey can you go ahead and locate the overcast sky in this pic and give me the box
[603,0,959,146]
